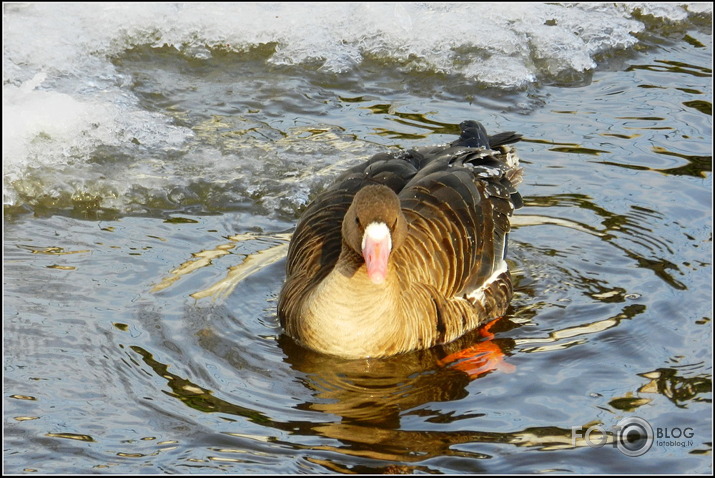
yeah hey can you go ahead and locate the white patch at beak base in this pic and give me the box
[361,222,392,285]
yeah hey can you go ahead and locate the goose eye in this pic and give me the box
[355,216,361,226]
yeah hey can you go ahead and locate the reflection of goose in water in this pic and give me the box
[128,317,631,469]
[278,316,517,427]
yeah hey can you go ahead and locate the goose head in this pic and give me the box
[342,185,408,284]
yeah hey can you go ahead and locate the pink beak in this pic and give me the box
[362,224,391,285]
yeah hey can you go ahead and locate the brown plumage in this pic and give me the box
[278,120,523,358]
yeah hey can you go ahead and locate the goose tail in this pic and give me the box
[451,120,522,150]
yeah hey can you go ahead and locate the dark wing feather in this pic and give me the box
[397,167,482,294]
[395,126,522,298]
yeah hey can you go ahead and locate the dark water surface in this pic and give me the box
[3,4,712,474]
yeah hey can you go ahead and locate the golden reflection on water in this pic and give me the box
[18,245,90,255]
[45,432,95,442]
[151,233,290,299]
[9,394,37,401]
[151,243,236,293]
[46,264,76,270]
[191,239,289,301]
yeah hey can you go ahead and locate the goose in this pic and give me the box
[278,120,523,359]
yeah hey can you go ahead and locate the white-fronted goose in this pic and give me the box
[278,120,523,359]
